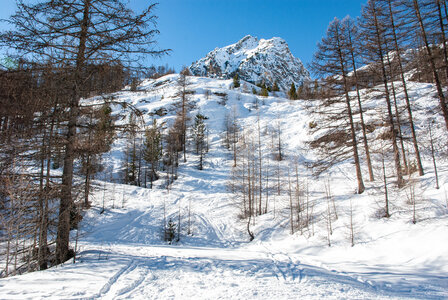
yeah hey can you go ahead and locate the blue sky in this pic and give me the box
[0,0,365,71]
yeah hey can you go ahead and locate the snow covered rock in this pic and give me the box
[189,35,310,91]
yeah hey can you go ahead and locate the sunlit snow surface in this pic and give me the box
[1,75,447,299]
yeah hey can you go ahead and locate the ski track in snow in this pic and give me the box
[1,76,448,299]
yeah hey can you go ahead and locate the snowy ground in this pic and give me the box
[1,75,447,299]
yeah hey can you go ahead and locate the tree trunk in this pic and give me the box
[335,25,365,193]
[386,0,424,176]
[56,0,91,264]
[372,1,404,187]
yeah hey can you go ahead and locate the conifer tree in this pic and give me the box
[288,82,298,100]
[407,0,448,132]
[192,114,207,170]
[144,119,162,188]
[260,86,269,97]
[79,103,115,207]
[311,17,365,193]
[1,0,168,264]
[342,16,375,182]
[233,74,240,88]
[380,0,424,176]
[360,0,404,187]
[175,68,195,163]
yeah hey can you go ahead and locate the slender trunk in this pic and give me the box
[429,122,440,189]
[295,163,302,234]
[277,159,281,196]
[386,54,409,175]
[233,127,237,167]
[84,114,93,207]
[252,152,256,224]
[382,152,390,218]
[247,213,254,241]
[288,168,294,234]
[38,122,47,271]
[386,0,424,176]
[182,87,187,163]
[349,198,355,247]
[247,151,252,219]
[265,160,269,214]
[335,25,365,193]
[347,22,375,181]
[372,2,404,187]
[277,121,282,161]
[242,148,247,216]
[39,111,55,270]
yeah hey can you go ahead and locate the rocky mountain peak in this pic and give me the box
[189,35,310,91]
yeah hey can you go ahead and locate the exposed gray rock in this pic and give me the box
[189,35,310,91]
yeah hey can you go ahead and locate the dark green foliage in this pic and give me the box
[260,86,269,97]
[233,74,240,88]
[96,104,115,152]
[257,82,269,97]
[192,114,208,170]
[144,119,162,187]
[0,0,168,270]
[272,81,280,92]
[288,82,298,100]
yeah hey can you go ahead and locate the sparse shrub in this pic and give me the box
[204,89,211,100]
[149,107,168,116]
[309,121,317,129]
[408,161,418,175]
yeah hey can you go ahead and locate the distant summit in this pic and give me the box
[189,35,310,91]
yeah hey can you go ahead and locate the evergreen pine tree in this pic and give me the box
[144,119,162,188]
[165,218,176,244]
[288,82,298,100]
[192,114,208,170]
[260,86,269,97]
[233,74,240,88]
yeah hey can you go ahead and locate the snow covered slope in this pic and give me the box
[0,75,447,299]
[189,35,310,91]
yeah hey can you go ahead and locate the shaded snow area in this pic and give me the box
[1,75,448,299]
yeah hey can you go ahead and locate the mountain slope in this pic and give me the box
[0,75,447,299]
[189,35,310,91]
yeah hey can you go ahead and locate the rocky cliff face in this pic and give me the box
[189,35,310,91]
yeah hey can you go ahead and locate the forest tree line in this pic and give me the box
[0,0,169,277]
[228,0,448,242]
[1,0,448,278]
